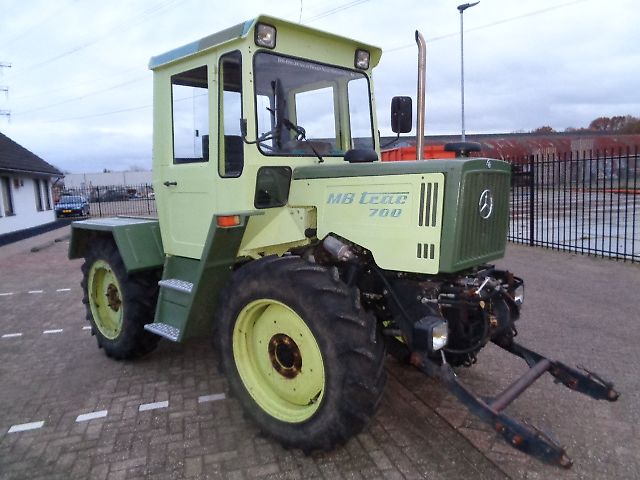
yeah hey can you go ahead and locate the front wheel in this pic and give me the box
[215,255,386,451]
[81,238,160,359]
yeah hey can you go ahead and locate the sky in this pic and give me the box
[0,0,638,173]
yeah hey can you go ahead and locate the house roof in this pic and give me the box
[0,131,63,177]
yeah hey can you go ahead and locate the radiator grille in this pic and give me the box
[453,171,510,267]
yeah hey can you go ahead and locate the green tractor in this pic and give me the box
[69,16,618,468]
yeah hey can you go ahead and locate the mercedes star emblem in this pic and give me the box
[478,189,494,219]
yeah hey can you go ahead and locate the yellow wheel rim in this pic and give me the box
[88,259,123,340]
[233,299,325,423]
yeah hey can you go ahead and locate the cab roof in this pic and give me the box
[149,15,382,70]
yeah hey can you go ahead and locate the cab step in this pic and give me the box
[145,277,194,343]
[158,278,193,294]
[143,322,180,342]
[146,217,252,344]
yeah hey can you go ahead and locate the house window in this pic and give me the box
[34,179,44,211]
[1,176,14,216]
[43,180,52,210]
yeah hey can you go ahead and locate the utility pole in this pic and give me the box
[0,62,10,122]
[457,2,479,142]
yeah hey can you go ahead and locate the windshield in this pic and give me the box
[60,196,84,203]
[253,52,374,157]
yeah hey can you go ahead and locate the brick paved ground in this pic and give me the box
[0,227,637,479]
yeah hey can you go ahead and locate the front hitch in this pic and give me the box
[500,342,620,402]
[409,341,619,468]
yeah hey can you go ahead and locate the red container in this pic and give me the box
[381,145,455,161]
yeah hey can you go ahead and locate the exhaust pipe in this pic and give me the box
[322,235,355,262]
[415,30,426,161]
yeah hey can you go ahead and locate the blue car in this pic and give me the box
[55,195,90,218]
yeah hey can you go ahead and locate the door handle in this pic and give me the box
[163,181,178,187]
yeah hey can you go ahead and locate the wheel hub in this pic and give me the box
[269,334,302,378]
[106,284,121,312]
[88,259,124,340]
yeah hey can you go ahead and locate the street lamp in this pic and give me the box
[457,1,479,142]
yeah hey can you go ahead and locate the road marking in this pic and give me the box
[1,333,23,338]
[139,400,169,412]
[28,290,44,294]
[82,326,92,331]
[198,393,226,403]
[76,410,108,422]
[56,288,71,292]
[8,421,44,433]
[0,292,14,296]
[43,329,64,334]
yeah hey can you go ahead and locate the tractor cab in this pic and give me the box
[149,16,382,259]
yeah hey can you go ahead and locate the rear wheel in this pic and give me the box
[216,255,386,451]
[81,238,160,359]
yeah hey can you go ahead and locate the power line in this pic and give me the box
[13,75,148,117]
[10,66,143,100]
[8,0,374,120]
[5,0,187,81]
[385,0,590,52]
[0,0,83,51]
[302,0,373,23]
[41,102,152,124]
[35,90,202,124]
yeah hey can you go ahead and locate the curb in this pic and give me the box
[0,219,72,248]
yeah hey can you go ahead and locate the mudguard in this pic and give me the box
[68,217,164,273]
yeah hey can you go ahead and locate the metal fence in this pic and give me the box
[53,183,157,218]
[55,149,639,263]
[508,146,639,262]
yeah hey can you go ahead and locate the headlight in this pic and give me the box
[431,321,448,351]
[513,284,525,306]
[413,316,448,352]
[354,49,370,69]
[255,23,276,49]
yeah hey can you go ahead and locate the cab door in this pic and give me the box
[157,62,217,259]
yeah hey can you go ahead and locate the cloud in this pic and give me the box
[0,0,638,172]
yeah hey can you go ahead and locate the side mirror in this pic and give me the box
[391,96,412,133]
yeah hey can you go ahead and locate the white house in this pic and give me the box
[0,132,63,237]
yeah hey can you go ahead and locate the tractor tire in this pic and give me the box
[81,238,160,360]
[215,255,386,452]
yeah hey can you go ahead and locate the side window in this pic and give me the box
[219,51,243,177]
[347,77,374,150]
[254,167,292,209]
[1,176,14,216]
[171,65,209,164]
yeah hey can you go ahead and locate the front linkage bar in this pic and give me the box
[410,341,619,468]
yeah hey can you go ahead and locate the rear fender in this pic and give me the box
[69,217,164,273]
